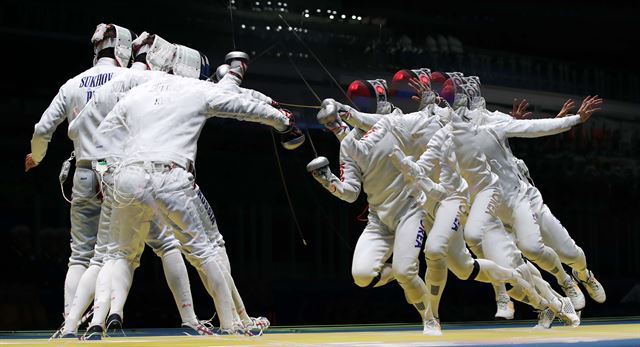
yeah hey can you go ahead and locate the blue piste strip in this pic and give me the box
[1,319,639,339]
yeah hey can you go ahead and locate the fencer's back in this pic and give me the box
[62,59,122,124]
[118,75,210,164]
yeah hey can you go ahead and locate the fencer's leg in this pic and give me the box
[351,212,395,289]
[392,206,429,320]
[66,167,102,316]
[154,169,237,330]
[213,247,252,326]
[464,187,500,259]
[193,188,251,326]
[108,258,135,320]
[538,204,606,302]
[511,198,567,283]
[198,259,236,329]
[522,261,580,327]
[107,199,152,324]
[62,264,101,335]
[511,197,584,309]
[89,260,114,329]
[481,223,548,311]
[466,188,514,318]
[528,187,586,274]
[63,183,116,335]
[423,197,466,323]
[64,265,87,318]
[147,221,199,325]
[449,221,549,314]
[162,250,199,324]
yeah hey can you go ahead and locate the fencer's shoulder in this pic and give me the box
[489,110,514,122]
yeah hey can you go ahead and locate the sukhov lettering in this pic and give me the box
[79,73,114,89]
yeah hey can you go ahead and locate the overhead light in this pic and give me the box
[304,9,309,13]
[267,1,271,5]
[332,10,337,14]
[316,9,321,13]
[341,14,346,19]
[266,26,271,30]
[255,1,259,5]
[241,24,246,29]
[283,2,287,6]
[277,2,282,5]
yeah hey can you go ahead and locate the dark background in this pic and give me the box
[1,0,639,330]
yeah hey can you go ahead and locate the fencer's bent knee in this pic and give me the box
[555,245,582,262]
[463,225,484,249]
[424,242,447,262]
[351,267,378,288]
[391,260,418,284]
[517,239,545,261]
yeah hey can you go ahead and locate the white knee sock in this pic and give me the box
[108,259,134,320]
[64,265,87,317]
[161,251,197,324]
[63,264,100,334]
[90,261,114,328]
[200,259,236,329]
[425,258,448,320]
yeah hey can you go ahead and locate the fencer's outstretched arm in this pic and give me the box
[205,89,290,132]
[238,87,274,105]
[489,115,581,138]
[30,87,68,165]
[321,98,387,132]
[215,68,276,106]
[343,107,386,131]
[309,144,362,203]
[490,95,601,138]
[341,117,394,160]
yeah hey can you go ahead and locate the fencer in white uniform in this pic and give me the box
[309,80,435,331]
[25,23,134,322]
[60,35,215,339]
[309,80,542,336]
[76,38,274,338]
[515,157,606,304]
[95,60,298,334]
[386,72,577,325]
[463,79,604,311]
[399,77,582,327]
